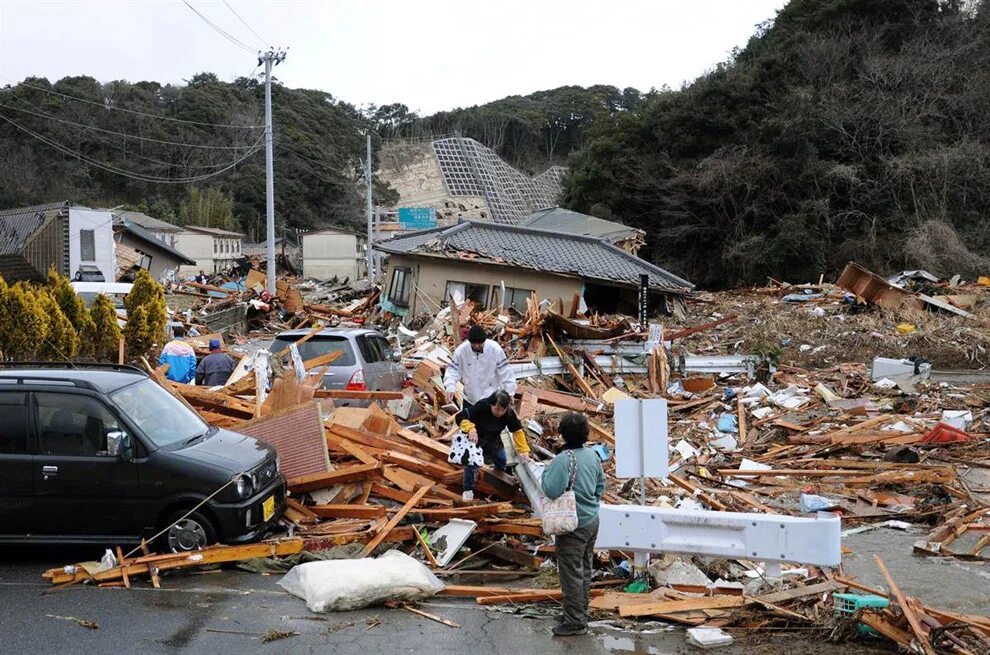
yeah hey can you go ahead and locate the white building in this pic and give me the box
[176,225,245,276]
[302,227,366,281]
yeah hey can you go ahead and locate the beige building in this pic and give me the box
[376,220,692,320]
[302,227,366,281]
[175,225,245,276]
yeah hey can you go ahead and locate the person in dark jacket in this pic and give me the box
[541,411,605,637]
[452,390,530,501]
[196,339,236,387]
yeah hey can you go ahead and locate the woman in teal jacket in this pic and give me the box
[541,411,605,636]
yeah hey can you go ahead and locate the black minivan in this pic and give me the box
[0,364,286,551]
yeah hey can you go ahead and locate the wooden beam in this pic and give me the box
[618,595,747,618]
[359,485,432,557]
[413,526,439,569]
[874,555,936,655]
[308,504,387,520]
[667,315,739,340]
[287,462,383,493]
[545,333,596,398]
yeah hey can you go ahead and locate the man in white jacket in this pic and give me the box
[444,325,517,409]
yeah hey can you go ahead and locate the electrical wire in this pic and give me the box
[181,0,257,54]
[0,112,264,184]
[0,102,260,150]
[222,0,269,48]
[6,80,264,129]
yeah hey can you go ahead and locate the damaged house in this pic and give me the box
[376,219,692,318]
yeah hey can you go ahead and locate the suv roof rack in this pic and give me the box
[0,362,147,375]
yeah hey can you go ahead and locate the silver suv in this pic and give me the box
[268,328,405,405]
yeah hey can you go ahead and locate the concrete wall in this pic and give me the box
[302,232,364,281]
[69,208,115,281]
[175,232,214,277]
[384,254,581,318]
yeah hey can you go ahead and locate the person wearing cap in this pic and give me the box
[196,339,237,387]
[443,324,517,409]
[158,325,197,384]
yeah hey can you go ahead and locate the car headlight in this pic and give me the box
[235,475,253,499]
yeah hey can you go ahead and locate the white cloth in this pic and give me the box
[443,339,517,405]
[448,432,485,467]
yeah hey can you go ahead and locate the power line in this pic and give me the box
[0,112,264,184]
[0,102,260,150]
[181,0,256,54]
[222,0,268,48]
[6,79,264,129]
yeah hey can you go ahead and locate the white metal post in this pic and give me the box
[366,133,374,281]
[263,51,277,294]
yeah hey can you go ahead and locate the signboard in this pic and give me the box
[614,398,669,479]
[398,207,437,230]
[638,273,649,327]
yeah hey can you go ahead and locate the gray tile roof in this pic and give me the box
[376,220,693,292]
[519,207,643,243]
[184,225,245,238]
[0,201,68,256]
[117,219,196,265]
[112,210,182,233]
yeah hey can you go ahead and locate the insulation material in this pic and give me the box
[237,401,330,479]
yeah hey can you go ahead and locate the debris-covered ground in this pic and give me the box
[38,262,990,653]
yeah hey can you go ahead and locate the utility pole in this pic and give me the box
[261,48,287,294]
[365,133,374,281]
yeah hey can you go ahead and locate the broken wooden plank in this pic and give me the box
[618,595,748,618]
[314,390,404,401]
[359,485,432,557]
[287,463,383,494]
[875,555,936,655]
[307,504,388,520]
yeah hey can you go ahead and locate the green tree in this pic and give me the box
[84,293,123,362]
[123,269,167,359]
[178,186,236,230]
[47,267,92,334]
[37,288,79,360]
[5,282,49,360]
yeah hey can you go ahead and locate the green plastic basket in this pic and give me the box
[833,593,890,636]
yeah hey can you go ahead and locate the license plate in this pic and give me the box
[262,495,275,522]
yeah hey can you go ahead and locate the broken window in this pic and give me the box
[80,230,95,262]
[388,267,411,307]
[445,280,489,309]
[493,286,533,314]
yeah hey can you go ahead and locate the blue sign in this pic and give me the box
[398,207,437,230]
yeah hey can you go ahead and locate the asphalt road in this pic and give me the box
[0,545,889,655]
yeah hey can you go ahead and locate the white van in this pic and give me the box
[70,282,133,309]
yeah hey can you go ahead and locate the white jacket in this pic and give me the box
[443,339,517,405]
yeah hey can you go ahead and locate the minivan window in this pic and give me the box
[356,335,386,363]
[36,393,121,457]
[0,392,28,454]
[110,379,208,447]
[269,335,356,366]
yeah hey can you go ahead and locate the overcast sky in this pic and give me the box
[0,0,786,114]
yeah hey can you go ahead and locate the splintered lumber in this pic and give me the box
[545,333,596,398]
[359,485,432,557]
[308,504,387,520]
[413,527,439,569]
[618,595,748,618]
[476,589,606,605]
[383,451,455,479]
[738,396,749,446]
[874,555,936,655]
[43,539,304,585]
[517,388,602,413]
[314,389,404,401]
[478,519,543,537]
[173,384,256,417]
[485,543,544,569]
[588,419,616,445]
[301,349,343,371]
[287,462,383,493]
[666,315,739,340]
[413,503,513,521]
[404,605,459,628]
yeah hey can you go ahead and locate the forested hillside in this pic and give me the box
[564,0,990,287]
[0,73,393,236]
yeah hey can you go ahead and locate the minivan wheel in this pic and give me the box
[163,510,217,553]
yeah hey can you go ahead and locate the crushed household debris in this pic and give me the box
[46,260,990,652]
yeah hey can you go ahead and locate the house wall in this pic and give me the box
[175,233,215,276]
[211,236,242,273]
[302,232,364,281]
[68,208,115,281]
[383,254,582,318]
[117,232,185,281]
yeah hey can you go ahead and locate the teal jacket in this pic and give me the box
[541,446,605,528]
